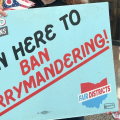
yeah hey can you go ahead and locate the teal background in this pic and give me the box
[0,2,118,120]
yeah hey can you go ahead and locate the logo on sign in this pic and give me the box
[104,103,115,109]
[0,15,8,37]
[78,78,111,108]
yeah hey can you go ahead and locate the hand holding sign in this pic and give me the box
[106,100,120,119]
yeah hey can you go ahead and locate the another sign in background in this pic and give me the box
[0,2,118,120]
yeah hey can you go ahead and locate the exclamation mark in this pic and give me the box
[103,29,109,43]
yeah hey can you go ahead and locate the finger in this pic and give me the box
[0,5,4,10]
[110,111,113,115]
[118,100,120,114]
[106,112,109,115]
[0,9,7,17]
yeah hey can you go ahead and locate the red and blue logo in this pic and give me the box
[78,78,111,108]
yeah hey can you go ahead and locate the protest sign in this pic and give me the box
[0,2,118,120]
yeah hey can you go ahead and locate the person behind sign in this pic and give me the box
[0,0,87,16]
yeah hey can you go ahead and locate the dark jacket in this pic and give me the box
[31,0,67,8]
